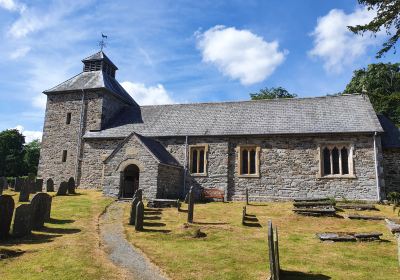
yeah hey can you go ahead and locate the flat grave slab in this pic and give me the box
[337,204,378,211]
[317,232,382,242]
[346,214,385,220]
[147,199,180,208]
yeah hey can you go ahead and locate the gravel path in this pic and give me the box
[99,201,168,280]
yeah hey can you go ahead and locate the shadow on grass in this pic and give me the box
[178,208,188,213]
[47,218,75,224]
[193,221,228,225]
[243,221,262,228]
[141,228,171,233]
[281,270,331,279]
[143,216,161,220]
[0,248,25,259]
[143,222,166,227]
[143,210,162,215]
[0,232,61,246]
[247,203,268,207]
[39,226,81,235]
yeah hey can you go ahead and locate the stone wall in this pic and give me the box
[158,134,380,201]
[103,134,159,199]
[382,149,400,194]
[157,164,183,199]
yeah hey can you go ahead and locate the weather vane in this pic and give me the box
[99,33,108,51]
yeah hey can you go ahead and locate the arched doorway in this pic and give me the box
[121,164,139,198]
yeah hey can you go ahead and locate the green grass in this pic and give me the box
[124,201,400,280]
[0,190,123,280]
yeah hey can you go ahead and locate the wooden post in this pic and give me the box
[129,197,140,225]
[246,188,249,205]
[135,201,144,231]
[187,187,194,223]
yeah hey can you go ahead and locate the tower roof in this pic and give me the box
[82,51,118,70]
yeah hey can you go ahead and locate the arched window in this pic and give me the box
[321,145,353,177]
[189,145,208,175]
[238,146,260,176]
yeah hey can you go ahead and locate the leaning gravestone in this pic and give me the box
[0,195,15,240]
[35,179,43,192]
[31,193,52,230]
[57,181,68,196]
[14,177,23,192]
[13,204,32,237]
[129,196,140,225]
[46,178,54,192]
[67,177,76,194]
[187,187,194,223]
[268,220,281,280]
[134,189,143,201]
[19,180,30,202]
[135,201,144,231]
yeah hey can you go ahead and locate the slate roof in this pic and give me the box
[43,70,136,105]
[82,51,118,69]
[104,133,180,166]
[377,115,400,148]
[84,94,383,139]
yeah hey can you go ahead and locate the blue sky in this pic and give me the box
[0,0,398,142]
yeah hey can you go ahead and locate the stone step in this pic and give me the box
[294,197,330,203]
[147,199,180,208]
[293,201,335,208]
[337,204,378,211]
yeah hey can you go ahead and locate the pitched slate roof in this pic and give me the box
[43,70,136,105]
[377,115,400,148]
[104,133,180,166]
[84,94,383,139]
[82,51,118,69]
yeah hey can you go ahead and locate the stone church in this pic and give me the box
[37,51,400,201]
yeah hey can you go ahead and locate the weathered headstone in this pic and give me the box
[19,180,30,202]
[187,187,194,223]
[27,178,36,194]
[57,181,68,196]
[268,220,280,280]
[46,178,54,192]
[14,177,23,192]
[135,201,144,231]
[0,195,15,240]
[242,206,246,225]
[129,196,140,225]
[12,204,32,237]
[44,195,52,222]
[31,193,52,230]
[246,188,249,205]
[67,177,76,194]
[35,179,43,192]
[134,189,143,201]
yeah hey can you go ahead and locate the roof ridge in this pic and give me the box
[139,94,364,108]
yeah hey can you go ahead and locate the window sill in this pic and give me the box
[238,174,260,178]
[190,173,208,177]
[317,174,357,179]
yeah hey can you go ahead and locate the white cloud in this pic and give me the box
[0,0,26,13]
[121,82,175,105]
[309,7,382,73]
[195,25,286,85]
[9,46,31,59]
[15,125,42,143]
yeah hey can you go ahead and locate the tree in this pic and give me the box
[24,140,41,176]
[348,0,400,58]
[343,62,400,125]
[0,129,25,176]
[250,87,297,100]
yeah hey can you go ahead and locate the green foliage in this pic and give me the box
[0,129,41,177]
[348,0,400,58]
[250,87,297,100]
[387,192,400,215]
[343,63,400,126]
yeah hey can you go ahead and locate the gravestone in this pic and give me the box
[0,185,2,195]
[67,177,76,194]
[187,187,194,223]
[246,188,249,205]
[13,204,32,237]
[19,180,30,202]
[242,206,247,225]
[0,177,7,193]
[268,220,280,280]
[135,201,144,231]
[46,178,54,192]
[45,195,52,221]
[14,177,23,192]
[57,181,68,196]
[129,196,140,225]
[134,189,143,201]
[35,179,44,192]
[31,193,52,230]
[0,195,15,240]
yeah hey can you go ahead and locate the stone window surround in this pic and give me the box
[236,145,261,178]
[317,143,356,179]
[189,144,208,176]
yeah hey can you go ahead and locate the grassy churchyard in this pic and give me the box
[1,189,400,280]
[0,190,125,280]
